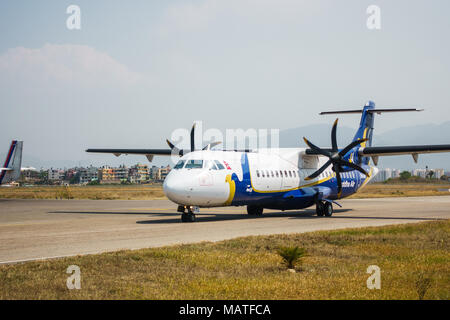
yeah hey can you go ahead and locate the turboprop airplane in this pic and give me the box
[86,101,450,222]
[0,140,23,185]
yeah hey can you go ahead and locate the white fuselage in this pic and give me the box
[163,148,377,208]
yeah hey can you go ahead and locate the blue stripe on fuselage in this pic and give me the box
[229,153,369,209]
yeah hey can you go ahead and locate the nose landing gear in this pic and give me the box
[178,205,199,222]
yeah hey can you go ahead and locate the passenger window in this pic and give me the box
[214,160,225,170]
[280,170,283,177]
[289,171,292,177]
[271,171,274,177]
[266,170,269,178]
[262,171,265,178]
[174,160,185,169]
[256,170,260,178]
[185,160,203,169]
[276,171,279,178]
[284,170,288,177]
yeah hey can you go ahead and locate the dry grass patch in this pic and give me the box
[0,220,449,300]
[0,185,166,200]
[350,183,450,198]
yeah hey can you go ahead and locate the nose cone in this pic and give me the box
[163,169,230,207]
[163,171,189,205]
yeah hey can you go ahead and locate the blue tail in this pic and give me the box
[352,101,375,165]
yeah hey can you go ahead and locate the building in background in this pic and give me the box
[98,166,117,184]
[129,164,149,184]
[47,168,64,182]
[371,168,400,183]
[156,165,171,181]
[79,166,99,184]
[114,165,129,182]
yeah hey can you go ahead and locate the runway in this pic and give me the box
[0,196,449,264]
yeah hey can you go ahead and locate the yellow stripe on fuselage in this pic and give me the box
[224,174,236,205]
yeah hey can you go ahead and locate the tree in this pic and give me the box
[400,171,411,180]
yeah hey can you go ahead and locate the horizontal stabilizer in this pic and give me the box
[320,108,423,115]
[359,144,450,156]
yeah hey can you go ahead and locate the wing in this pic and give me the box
[85,148,182,162]
[358,144,450,164]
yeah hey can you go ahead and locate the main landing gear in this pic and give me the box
[316,201,333,217]
[178,205,198,222]
[247,205,263,216]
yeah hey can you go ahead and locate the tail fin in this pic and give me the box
[0,140,23,184]
[353,101,376,147]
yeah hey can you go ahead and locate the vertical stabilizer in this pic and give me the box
[353,101,375,164]
[0,140,23,184]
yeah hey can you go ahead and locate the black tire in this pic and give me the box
[247,206,263,216]
[324,202,333,217]
[181,213,196,222]
[316,202,324,217]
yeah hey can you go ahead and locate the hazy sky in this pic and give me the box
[1,0,449,168]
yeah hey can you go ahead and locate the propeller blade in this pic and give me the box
[331,118,338,152]
[334,164,342,198]
[166,139,176,150]
[340,160,370,177]
[338,138,368,157]
[166,139,183,155]
[202,141,222,150]
[190,123,196,152]
[303,137,331,157]
[305,159,332,180]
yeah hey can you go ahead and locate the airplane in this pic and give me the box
[0,140,23,185]
[86,101,450,222]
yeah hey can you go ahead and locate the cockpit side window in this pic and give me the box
[174,160,185,169]
[214,160,225,170]
[185,160,203,169]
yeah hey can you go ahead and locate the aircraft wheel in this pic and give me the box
[247,206,263,216]
[181,213,196,222]
[316,202,325,217]
[324,202,333,217]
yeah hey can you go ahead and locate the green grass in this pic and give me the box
[0,220,449,300]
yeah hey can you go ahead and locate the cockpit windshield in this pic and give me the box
[174,160,185,169]
[204,160,218,170]
[184,160,204,169]
[174,159,226,170]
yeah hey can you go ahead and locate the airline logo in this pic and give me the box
[223,161,231,170]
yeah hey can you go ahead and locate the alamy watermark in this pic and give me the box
[66,5,81,30]
[366,265,381,289]
[66,265,81,290]
[168,121,280,164]
[367,5,381,30]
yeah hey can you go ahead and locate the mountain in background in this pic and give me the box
[2,122,450,171]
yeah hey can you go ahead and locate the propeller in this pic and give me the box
[166,123,222,154]
[303,119,370,198]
